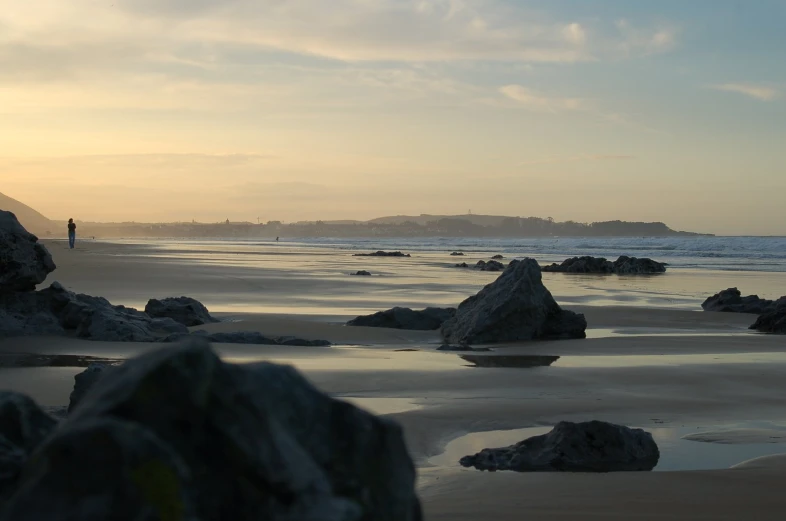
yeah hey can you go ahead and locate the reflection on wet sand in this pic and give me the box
[0,353,123,368]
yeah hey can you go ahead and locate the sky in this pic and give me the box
[0,0,784,235]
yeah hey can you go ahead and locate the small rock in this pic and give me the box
[454,262,469,268]
[450,252,465,256]
[436,344,491,352]
[460,421,659,472]
[352,251,411,258]
[352,271,372,276]
[491,255,504,260]
[145,296,218,327]
[347,307,456,331]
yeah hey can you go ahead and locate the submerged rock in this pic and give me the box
[460,421,659,473]
[441,259,586,344]
[347,307,456,331]
[353,251,411,258]
[0,211,56,293]
[145,296,218,327]
[542,256,666,275]
[702,288,783,314]
[2,340,421,520]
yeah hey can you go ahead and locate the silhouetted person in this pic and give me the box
[276,236,279,242]
[67,218,76,249]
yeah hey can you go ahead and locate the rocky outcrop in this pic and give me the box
[0,340,422,520]
[353,251,411,258]
[750,308,786,334]
[0,211,56,293]
[542,256,666,275]
[144,296,218,327]
[450,252,464,256]
[0,392,58,500]
[702,288,784,314]
[441,259,587,344]
[352,270,372,276]
[0,282,188,341]
[460,421,659,473]
[475,260,505,272]
[455,262,469,268]
[68,364,110,414]
[347,307,456,331]
[163,330,331,346]
[491,255,505,260]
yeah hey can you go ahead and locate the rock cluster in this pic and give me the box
[542,255,666,274]
[441,259,587,344]
[475,260,505,272]
[144,296,218,326]
[702,287,785,314]
[0,341,422,520]
[347,307,456,331]
[460,421,659,473]
[353,251,411,257]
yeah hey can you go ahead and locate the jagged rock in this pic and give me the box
[0,282,187,341]
[460,421,659,473]
[450,252,465,256]
[750,309,786,334]
[475,260,505,272]
[491,255,505,260]
[1,418,198,521]
[144,296,218,327]
[3,340,421,520]
[441,259,587,344]
[352,251,411,258]
[163,330,331,347]
[347,307,456,331]
[0,392,57,500]
[542,256,666,274]
[68,364,110,414]
[702,288,783,314]
[0,211,56,292]
[352,271,372,276]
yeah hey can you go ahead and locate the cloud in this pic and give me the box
[518,154,635,166]
[615,19,678,56]
[711,83,779,101]
[499,85,585,112]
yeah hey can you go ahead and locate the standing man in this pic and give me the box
[67,218,76,249]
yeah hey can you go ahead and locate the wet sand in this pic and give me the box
[2,240,785,519]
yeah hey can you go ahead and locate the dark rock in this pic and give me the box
[459,421,659,473]
[163,330,331,347]
[441,259,587,344]
[347,307,456,331]
[144,296,218,327]
[68,364,110,414]
[0,282,188,341]
[542,256,666,275]
[474,260,505,272]
[455,262,469,268]
[0,392,57,499]
[460,354,559,368]
[14,339,419,520]
[749,308,786,334]
[491,255,504,260]
[450,252,465,256]
[702,288,783,314]
[1,418,197,521]
[436,344,491,352]
[353,251,411,258]
[352,271,372,276]
[0,211,56,293]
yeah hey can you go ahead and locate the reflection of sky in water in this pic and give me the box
[430,422,786,471]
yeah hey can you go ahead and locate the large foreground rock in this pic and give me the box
[67,364,111,413]
[460,421,659,473]
[441,259,587,344]
[0,392,57,500]
[0,211,56,292]
[702,288,784,314]
[0,282,188,341]
[144,296,218,327]
[1,340,421,520]
[347,307,456,330]
[542,255,666,275]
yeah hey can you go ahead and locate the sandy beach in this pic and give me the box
[3,239,786,519]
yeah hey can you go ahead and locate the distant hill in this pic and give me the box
[369,214,508,227]
[0,192,55,236]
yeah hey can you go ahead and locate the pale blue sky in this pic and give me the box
[0,0,784,234]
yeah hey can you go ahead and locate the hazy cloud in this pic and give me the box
[711,83,779,101]
[499,85,585,111]
[518,154,635,166]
